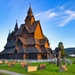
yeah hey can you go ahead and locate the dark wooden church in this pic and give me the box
[0,6,53,59]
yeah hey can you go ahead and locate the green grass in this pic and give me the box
[67,57,75,61]
[0,60,75,75]
[0,72,9,75]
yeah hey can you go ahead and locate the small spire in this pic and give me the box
[9,30,10,34]
[7,30,11,39]
[14,20,18,31]
[27,3,33,16]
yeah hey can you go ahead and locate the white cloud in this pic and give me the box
[35,6,75,27]
[60,10,75,27]
[35,9,57,21]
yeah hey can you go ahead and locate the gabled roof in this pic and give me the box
[47,48,53,54]
[15,24,25,35]
[40,47,52,54]
[40,47,47,53]
[15,21,40,35]
[25,21,39,33]
[39,38,47,46]
[7,31,16,40]
[18,37,26,45]
[46,48,51,54]
[18,47,27,53]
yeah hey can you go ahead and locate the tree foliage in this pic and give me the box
[58,42,65,57]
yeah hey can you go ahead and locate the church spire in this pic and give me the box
[27,4,33,16]
[14,20,18,31]
[25,4,35,25]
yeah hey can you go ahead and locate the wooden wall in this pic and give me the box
[34,24,43,39]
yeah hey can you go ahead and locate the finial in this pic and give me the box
[29,0,31,7]
[9,30,10,34]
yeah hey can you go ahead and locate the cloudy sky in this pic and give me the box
[0,0,75,51]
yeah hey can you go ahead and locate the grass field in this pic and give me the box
[0,59,75,75]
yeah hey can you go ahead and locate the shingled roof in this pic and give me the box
[1,48,15,54]
[5,41,16,48]
[16,20,39,35]
[25,38,40,45]
[27,6,33,15]
[18,37,26,45]
[17,37,40,46]
[25,21,39,33]
[47,48,53,54]
[27,46,42,53]
[15,24,25,35]
[39,38,47,46]
[18,47,27,53]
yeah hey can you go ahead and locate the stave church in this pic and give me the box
[0,6,53,59]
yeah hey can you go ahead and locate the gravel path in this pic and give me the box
[0,70,27,75]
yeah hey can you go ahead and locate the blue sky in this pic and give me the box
[0,0,75,51]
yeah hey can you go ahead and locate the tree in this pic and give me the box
[58,42,65,57]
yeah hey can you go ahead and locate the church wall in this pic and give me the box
[34,24,43,39]
[27,53,37,59]
[8,53,23,59]
[47,54,50,59]
[42,53,47,59]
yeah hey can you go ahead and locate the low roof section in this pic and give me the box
[18,37,40,46]
[40,46,50,54]
[26,46,42,53]
[1,48,15,54]
[4,40,16,48]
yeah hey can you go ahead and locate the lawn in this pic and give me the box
[0,60,75,75]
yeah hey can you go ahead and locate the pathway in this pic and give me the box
[0,70,27,75]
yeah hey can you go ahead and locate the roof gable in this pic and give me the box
[25,21,39,33]
[34,22,43,39]
[15,24,24,35]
